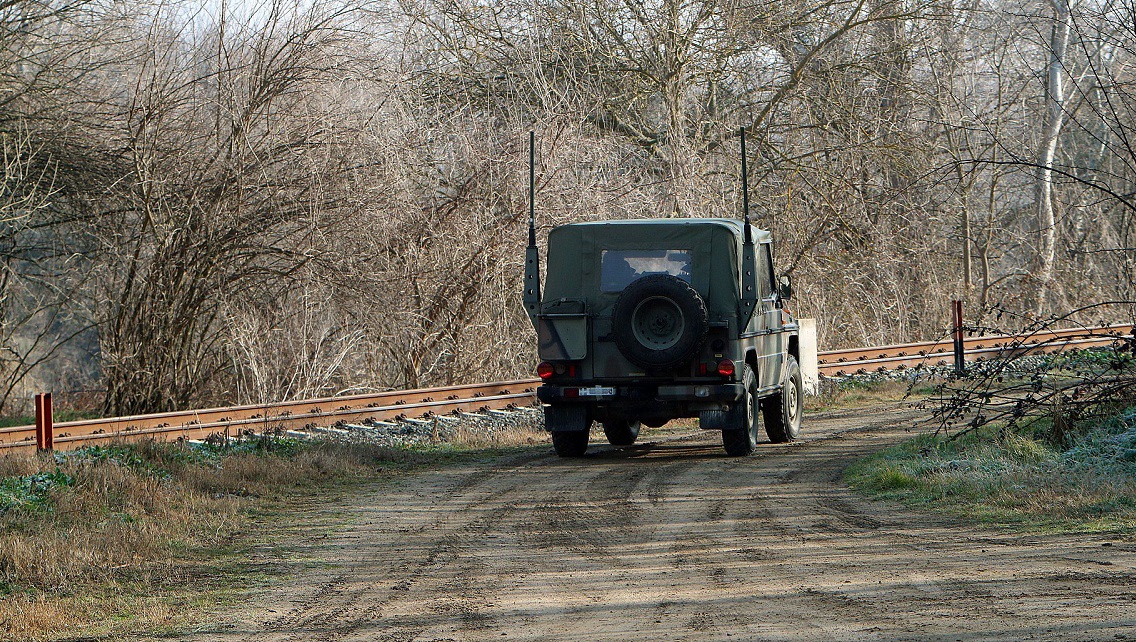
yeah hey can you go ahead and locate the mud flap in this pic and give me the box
[699,405,742,431]
[544,405,590,432]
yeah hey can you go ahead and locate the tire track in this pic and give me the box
[185,408,1135,642]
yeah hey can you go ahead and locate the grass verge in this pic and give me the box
[808,377,934,413]
[0,419,549,641]
[845,406,1136,534]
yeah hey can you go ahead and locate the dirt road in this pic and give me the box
[188,405,1135,641]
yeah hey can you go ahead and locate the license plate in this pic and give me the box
[578,386,616,397]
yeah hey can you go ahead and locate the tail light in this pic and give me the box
[537,362,555,379]
[717,359,735,377]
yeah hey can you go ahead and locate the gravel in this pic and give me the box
[307,406,546,449]
[823,351,1083,387]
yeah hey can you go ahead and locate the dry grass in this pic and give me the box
[0,437,441,641]
[0,418,624,640]
[0,591,187,641]
[808,378,931,413]
[442,416,549,450]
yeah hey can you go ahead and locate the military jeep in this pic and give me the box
[524,217,803,457]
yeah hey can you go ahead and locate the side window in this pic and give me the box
[759,244,775,299]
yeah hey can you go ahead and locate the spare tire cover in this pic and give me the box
[611,274,709,369]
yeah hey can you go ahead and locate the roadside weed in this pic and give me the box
[846,409,1136,533]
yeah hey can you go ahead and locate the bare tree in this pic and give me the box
[0,0,1132,417]
[93,0,366,414]
[1034,0,1073,314]
[224,275,362,404]
[0,0,110,414]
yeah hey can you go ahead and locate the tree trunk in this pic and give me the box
[1034,0,1071,316]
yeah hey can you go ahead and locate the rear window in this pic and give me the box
[600,249,692,293]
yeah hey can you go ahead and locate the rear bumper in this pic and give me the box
[537,383,744,404]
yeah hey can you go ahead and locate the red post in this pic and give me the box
[952,300,965,375]
[35,393,54,451]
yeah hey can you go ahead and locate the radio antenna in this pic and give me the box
[740,126,753,246]
[528,130,536,247]
[523,131,541,326]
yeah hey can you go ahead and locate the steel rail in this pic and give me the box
[7,325,1132,453]
[817,324,1133,376]
[818,324,1131,364]
[2,381,538,453]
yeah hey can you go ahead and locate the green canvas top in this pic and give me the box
[543,218,772,318]
[557,218,772,244]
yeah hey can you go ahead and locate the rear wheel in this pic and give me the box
[602,419,640,446]
[763,355,803,443]
[546,405,591,457]
[720,365,759,456]
[552,430,589,457]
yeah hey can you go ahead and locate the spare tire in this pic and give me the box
[612,274,708,369]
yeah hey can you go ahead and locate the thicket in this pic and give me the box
[930,305,1136,443]
[845,310,1136,533]
[0,0,1134,417]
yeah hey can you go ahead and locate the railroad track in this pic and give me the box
[6,324,1132,453]
[3,381,538,454]
[817,323,1133,376]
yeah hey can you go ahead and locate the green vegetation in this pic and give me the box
[0,471,74,513]
[846,406,1136,534]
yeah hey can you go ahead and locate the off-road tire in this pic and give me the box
[602,419,641,446]
[552,430,590,457]
[611,274,709,369]
[719,364,759,456]
[763,355,803,443]
[546,405,591,457]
